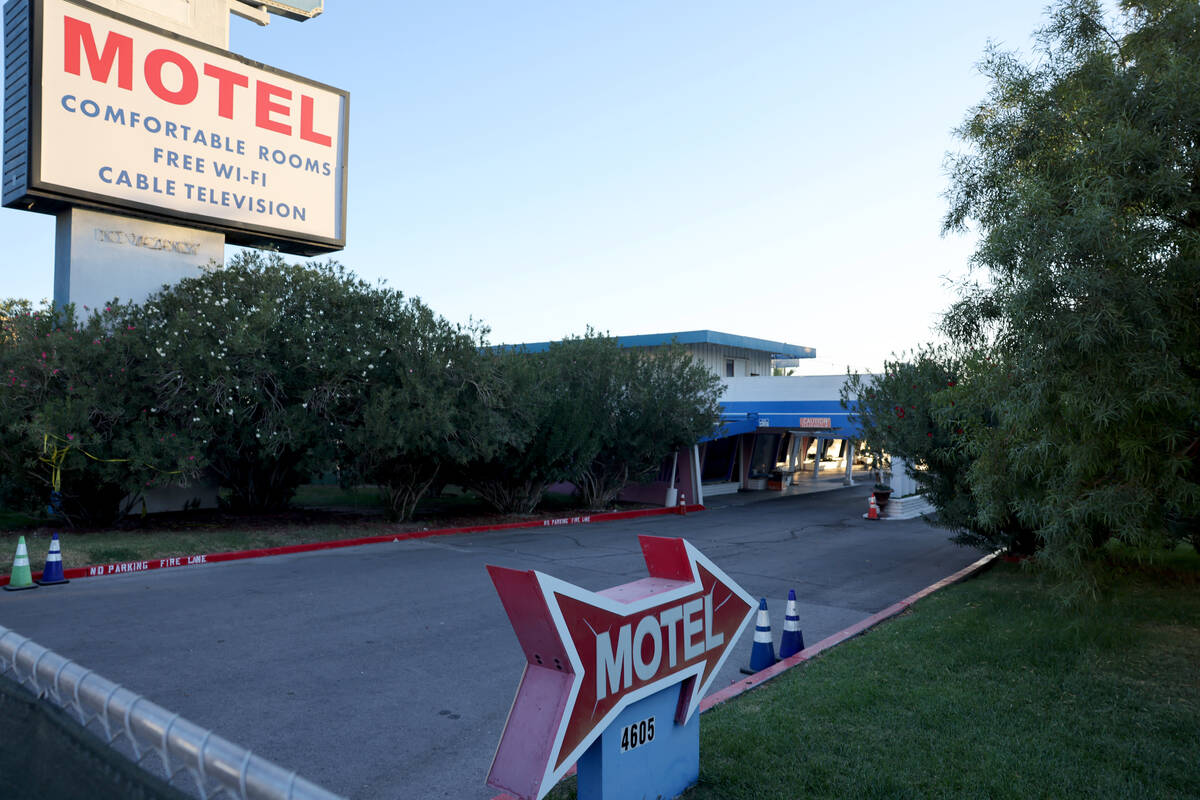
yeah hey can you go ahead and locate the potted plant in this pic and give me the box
[873,482,892,510]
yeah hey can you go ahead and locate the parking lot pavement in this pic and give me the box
[1,486,982,799]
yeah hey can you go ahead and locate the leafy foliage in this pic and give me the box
[941,0,1200,582]
[4,257,725,525]
[578,342,723,509]
[463,334,616,514]
[844,347,1038,554]
[338,297,501,521]
[0,299,200,525]
[140,252,379,512]
[464,333,722,513]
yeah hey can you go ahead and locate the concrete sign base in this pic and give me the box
[54,207,223,313]
[576,685,700,800]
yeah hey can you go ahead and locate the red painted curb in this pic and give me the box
[0,504,705,587]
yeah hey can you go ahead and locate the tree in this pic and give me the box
[338,295,501,521]
[844,347,1039,555]
[0,299,201,525]
[463,334,616,514]
[942,0,1200,580]
[578,343,723,510]
[463,333,723,513]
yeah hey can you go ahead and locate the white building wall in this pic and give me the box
[721,374,857,401]
[679,343,773,377]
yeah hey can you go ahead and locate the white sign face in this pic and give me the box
[28,0,347,253]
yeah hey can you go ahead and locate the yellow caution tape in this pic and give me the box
[40,432,185,495]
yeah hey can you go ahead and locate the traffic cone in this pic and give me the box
[779,589,805,658]
[4,536,38,591]
[36,533,69,586]
[866,496,879,520]
[746,598,776,672]
[678,492,687,515]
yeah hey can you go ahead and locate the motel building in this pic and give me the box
[518,330,873,508]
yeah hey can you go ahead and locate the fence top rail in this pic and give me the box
[0,624,347,800]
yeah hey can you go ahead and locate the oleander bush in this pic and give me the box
[0,298,201,525]
[3,257,722,524]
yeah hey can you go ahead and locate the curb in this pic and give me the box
[0,504,705,587]
[699,551,998,711]
[490,550,999,800]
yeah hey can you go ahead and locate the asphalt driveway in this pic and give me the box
[1,486,983,799]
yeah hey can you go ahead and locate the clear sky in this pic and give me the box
[1,1,1058,375]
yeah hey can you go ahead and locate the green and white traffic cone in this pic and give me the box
[4,536,38,591]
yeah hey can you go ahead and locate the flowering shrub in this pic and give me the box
[3,257,731,524]
[140,252,505,517]
[0,298,201,525]
[139,252,384,511]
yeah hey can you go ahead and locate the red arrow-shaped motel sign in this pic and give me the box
[485,535,756,800]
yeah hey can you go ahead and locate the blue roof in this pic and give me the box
[508,330,815,359]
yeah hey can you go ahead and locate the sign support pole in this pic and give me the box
[54,207,224,313]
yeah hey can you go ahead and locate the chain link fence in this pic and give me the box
[0,624,346,800]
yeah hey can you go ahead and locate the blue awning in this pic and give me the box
[703,402,861,442]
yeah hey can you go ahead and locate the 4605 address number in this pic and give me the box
[619,716,655,753]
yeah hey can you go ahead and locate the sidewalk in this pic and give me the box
[702,466,872,508]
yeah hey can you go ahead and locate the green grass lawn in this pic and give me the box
[684,555,1200,799]
[290,483,388,509]
[544,549,1200,800]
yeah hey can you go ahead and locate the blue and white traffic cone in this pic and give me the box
[36,533,69,586]
[779,589,805,658]
[745,598,776,672]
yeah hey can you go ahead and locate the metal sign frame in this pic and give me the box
[255,0,324,21]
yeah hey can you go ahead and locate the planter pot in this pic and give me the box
[873,490,892,510]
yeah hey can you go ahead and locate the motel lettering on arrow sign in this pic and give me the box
[486,535,756,800]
